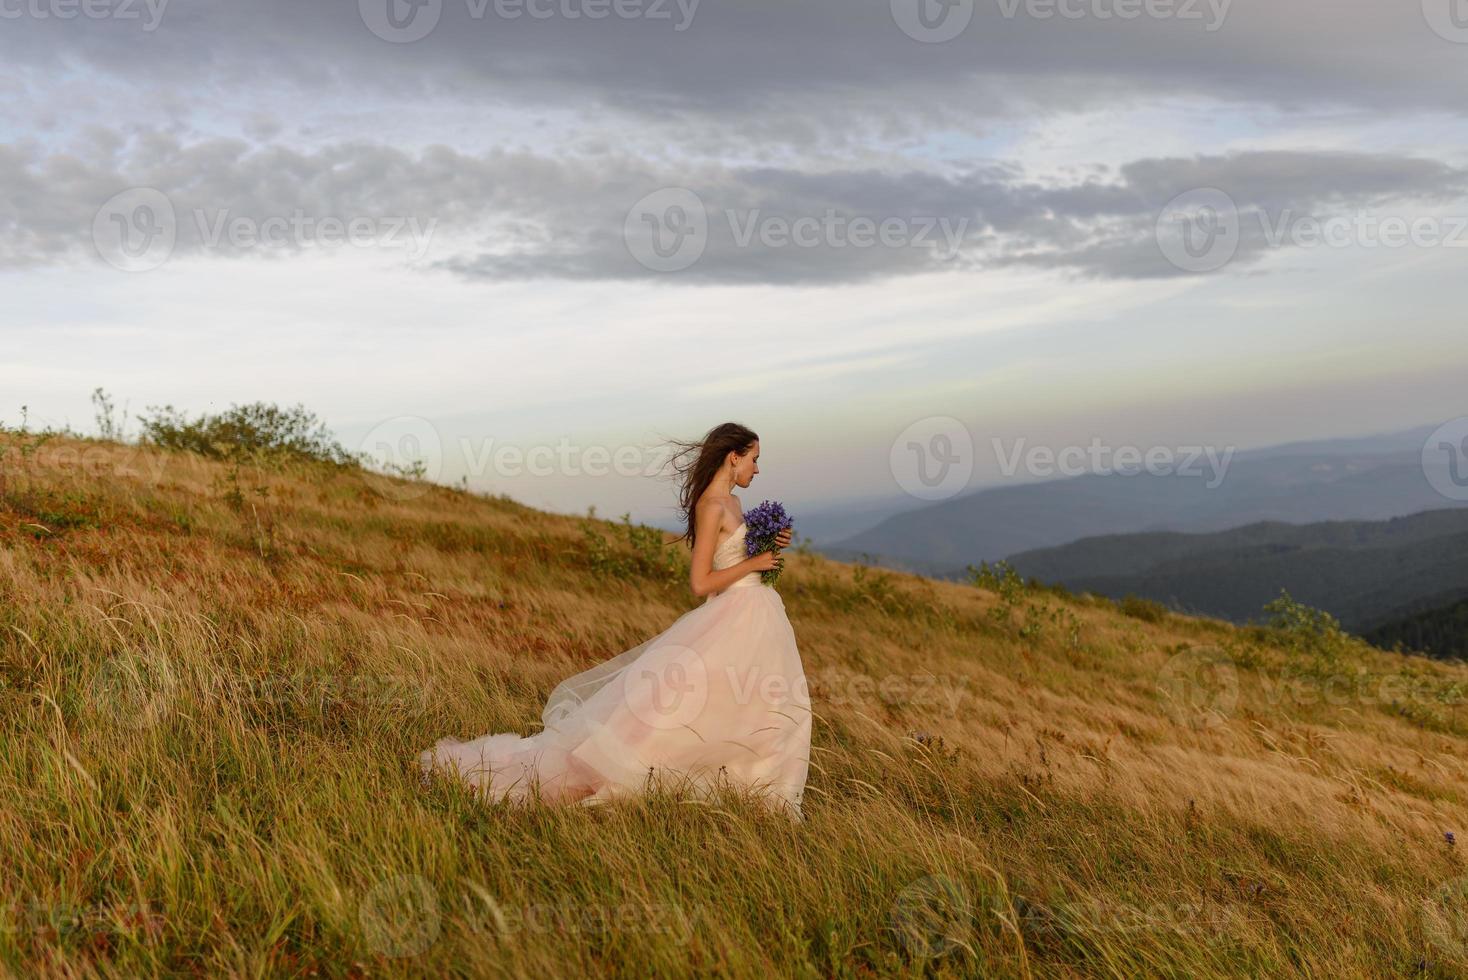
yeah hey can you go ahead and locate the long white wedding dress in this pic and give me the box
[418,521,813,820]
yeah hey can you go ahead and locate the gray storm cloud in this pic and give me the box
[1,0,1464,122]
[8,132,1466,283]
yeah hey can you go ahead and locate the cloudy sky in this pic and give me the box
[3,0,1465,527]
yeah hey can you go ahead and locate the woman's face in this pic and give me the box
[730,441,760,487]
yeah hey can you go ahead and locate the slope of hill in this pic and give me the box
[825,422,1460,574]
[6,431,1468,977]
[1001,509,1468,637]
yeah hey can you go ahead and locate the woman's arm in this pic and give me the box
[688,501,780,597]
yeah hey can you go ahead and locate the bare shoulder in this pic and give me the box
[695,495,725,525]
[696,494,737,531]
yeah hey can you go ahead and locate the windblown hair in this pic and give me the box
[664,422,759,549]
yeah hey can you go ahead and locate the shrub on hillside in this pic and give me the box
[1119,594,1168,623]
[1261,588,1351,661]
[137,402,359,467]
[579,511,686,583]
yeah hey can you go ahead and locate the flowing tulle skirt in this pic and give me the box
[418,583,812,820]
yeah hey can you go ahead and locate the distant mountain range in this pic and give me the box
[820,422,1464,576]
[1000,508,1468,642]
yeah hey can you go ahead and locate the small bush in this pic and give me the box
[965,560,1056,639]
[137,402,358,467]
[580,512,686,583]
[1118,595,1168,623]
[1260,588,1351,662]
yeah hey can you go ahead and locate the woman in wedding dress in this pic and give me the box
[418,422,813,821]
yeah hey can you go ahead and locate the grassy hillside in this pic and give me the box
[6,431,1468,977]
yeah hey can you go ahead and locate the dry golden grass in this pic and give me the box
[4,432,1468,977]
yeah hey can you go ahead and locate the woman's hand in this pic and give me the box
[748,550,783,573]
[774,528,793,549]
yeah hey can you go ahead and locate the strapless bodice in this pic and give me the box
[709,521,763,597]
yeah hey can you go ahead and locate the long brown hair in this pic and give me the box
[663,422,759,548]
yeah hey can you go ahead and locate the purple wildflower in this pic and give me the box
[743,499,794,586]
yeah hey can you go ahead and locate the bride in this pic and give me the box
[418,422,813,821]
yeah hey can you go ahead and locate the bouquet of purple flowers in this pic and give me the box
[743,499,794,585]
